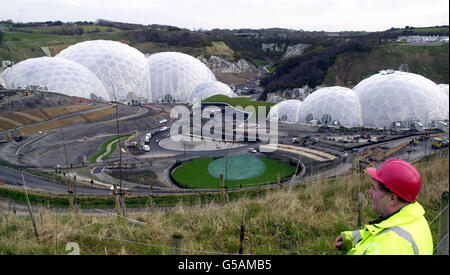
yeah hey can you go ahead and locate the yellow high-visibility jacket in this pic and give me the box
[341,202,433,255]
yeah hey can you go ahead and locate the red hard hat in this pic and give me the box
[366,159,421,202]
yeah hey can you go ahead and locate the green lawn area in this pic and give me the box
[172,157,296,189]
[202,95,275,119]
[90,134,132,163]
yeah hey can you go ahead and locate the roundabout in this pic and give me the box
[208,154,265,180]
[171,154,296,189]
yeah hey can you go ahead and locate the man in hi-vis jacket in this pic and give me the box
[335,159,433,255]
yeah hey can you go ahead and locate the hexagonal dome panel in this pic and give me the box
[353,71,447,128]
[56,40,149,101]
[3,57,109,100]
[190,81,236,101]
[438,84,449,119]
[268,99,303,123]
[147,52,216,103]
[298,86,361,128]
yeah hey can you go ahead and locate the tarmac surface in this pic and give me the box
[1,101,448,208]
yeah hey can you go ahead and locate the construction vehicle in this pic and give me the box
[431,138,449,149]
[418,134,429,141]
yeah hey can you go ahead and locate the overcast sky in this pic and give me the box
[1,0,448,32]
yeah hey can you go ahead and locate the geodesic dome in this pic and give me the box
[353,70,448,128]
[190,81,236,101]
[438,84,449,119]
[298,86,361,128]
[147,52,216,103]
[56,40,150,101]
[268,99,303,123]
[3,57,109,101]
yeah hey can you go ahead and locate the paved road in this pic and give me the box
[0,165,110,195]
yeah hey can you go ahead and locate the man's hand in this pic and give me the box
[335,235,343,250]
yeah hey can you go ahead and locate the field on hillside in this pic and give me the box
[0,24,125,61]
[132,41,235,61]
[1,25,237,63]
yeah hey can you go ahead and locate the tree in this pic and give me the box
[0,30,3,43]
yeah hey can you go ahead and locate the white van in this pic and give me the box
[144,135,150,142]
[143,145,150,152]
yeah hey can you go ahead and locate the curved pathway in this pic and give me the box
[95,138,119,163]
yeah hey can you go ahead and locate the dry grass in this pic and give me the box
[0,154,448,255]
[0,105,93,132]
[40,105,93,119]
[18,106,116,135]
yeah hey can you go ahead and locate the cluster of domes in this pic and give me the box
[3,56,110,100]
[270,70,449,129]
[2,40,231,103]
[268,99,302,123]
[56,40,150,101]
[148,52,217,102]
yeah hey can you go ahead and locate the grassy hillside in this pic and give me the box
[324,43,449,86]
[132,41,234,61]
[0,24,125,61]
[0,152,447,255]
[0,24,236,63]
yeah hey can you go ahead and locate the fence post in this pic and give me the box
[113,184,121,216]
[277,172,282,189]
[120,195,127,217]
[22,174,39,241]
[148,186,154,213]
[67,180,75,214]
[172,234,184,255]
[239,223,245,254]
[357,192,363,227]
[220,174,226,206]
[437,191,449,255]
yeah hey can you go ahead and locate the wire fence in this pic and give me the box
[430,192,449,255]
[0,147,447,255]
[0,219,243,255]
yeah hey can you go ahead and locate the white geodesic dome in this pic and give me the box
[147,52,216,103]
[438,84,449,119]
[3,57,109,100]
[56,40,150,101]
[298,86,361,128]
[190,81,236,101]
[268,99,303,123]
[353,70,448,128]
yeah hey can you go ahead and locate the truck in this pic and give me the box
[431,138,449,149]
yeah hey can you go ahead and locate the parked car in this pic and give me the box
[248,148,257,153]
[143,145,150,152]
